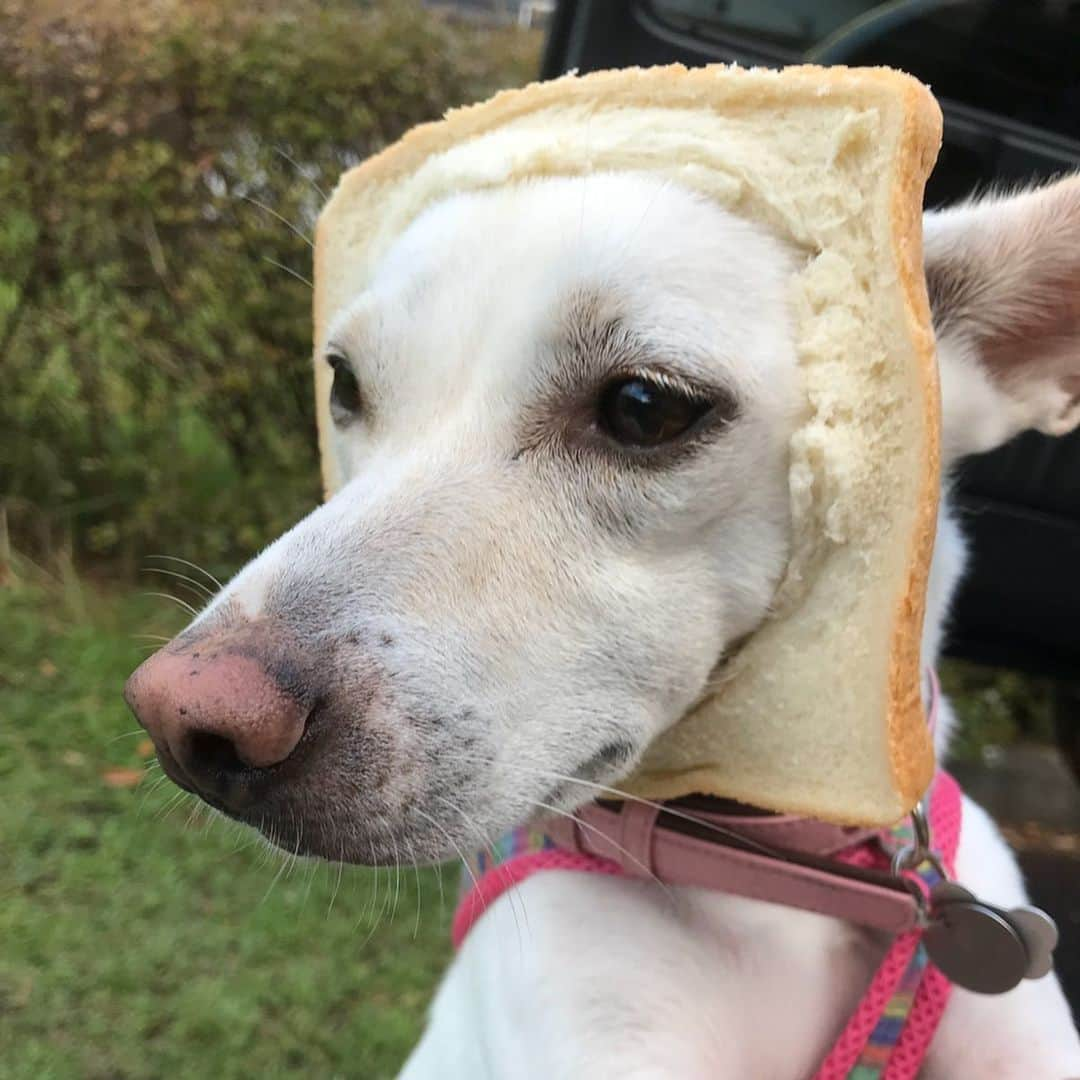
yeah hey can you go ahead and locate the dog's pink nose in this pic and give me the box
[124,642,310,801]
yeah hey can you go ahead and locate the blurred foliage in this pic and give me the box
[0,0,540,575]
[939,658,1058,761]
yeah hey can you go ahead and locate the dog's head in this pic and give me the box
[125,174,1080,863]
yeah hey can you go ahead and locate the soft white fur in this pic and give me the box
[193,175,1080,1077]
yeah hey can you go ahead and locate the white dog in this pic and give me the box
[125,173,1080,1078]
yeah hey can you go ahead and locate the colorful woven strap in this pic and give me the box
[813,770,961,1080]
[453,770,963,1079]
[452,827,621,948]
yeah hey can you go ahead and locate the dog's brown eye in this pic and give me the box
[597,377,713,448]
[327,353,362,423]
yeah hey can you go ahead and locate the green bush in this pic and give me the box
[0,0,539,575]
[939,658,1057,761]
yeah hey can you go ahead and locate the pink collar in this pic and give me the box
[453,675,961,1079]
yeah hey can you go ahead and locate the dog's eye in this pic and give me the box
[597,377,713,448]
[327,352,362,423]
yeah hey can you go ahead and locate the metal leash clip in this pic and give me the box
[890,800,1059,995]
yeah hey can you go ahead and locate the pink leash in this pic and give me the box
[452,773,961,1079]
[813,769,961,1080]
[453,673,963,1079]
[452,845,623,948]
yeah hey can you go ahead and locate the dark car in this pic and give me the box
[543,0,1080,753]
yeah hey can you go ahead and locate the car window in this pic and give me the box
[646,0,880,52]
[645,1,1080,141]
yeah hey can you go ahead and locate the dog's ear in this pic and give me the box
[925,175,1080,461]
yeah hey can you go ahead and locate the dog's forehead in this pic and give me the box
[324,175,796,413]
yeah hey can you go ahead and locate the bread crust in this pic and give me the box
[318,65,935,216]
[313,64,943,824]
[884,77,942,810]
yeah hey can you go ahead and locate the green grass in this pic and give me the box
[0,570,452,1080]
[1,564,1060,1079]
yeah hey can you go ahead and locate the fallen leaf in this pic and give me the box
[39,658,57,678]
[136,738,155,759]
[102,767,143,789]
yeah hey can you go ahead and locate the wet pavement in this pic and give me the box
[951,744,1080,1017]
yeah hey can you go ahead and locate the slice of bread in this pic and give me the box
[313,64,943,825]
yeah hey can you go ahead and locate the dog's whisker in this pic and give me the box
[167,791,195,824]
[146,576,210,608]
[452,753,782,862]
[301,854,318,911]
[616,177,675,261]
[273,145,328,201]
[359,819,392,946]
[432,794,527,950]
[198,804,223,839]
[406,836,424,941]
[527,796,675,908]
[292,809,304,877]
[372,824,392,925]
[255,817,278,871]
[141,591,201,619]
[433,856,446,916]
[359,822,385,936]
[152,786,183,819]
[356,831,377,929]
[390,829,403,925]
[260,827,295,904]
[135,772,170,818]
[284,808,299,879]
[464,820,526,958]
[142,565,216,600]
[262,255,313,290]
[421,798,529,962]
[240,194,314,249]
[231,823,264,859]
[155,787,190,823]
[362,831,382,937]
[229,823,249,854]
[379,825,396,926]
[413,805,482,907]
[146,554,224,592]
[327,837,346,918]
[237,826,261,855]
[183,798,204,831]
[106,727,147,744]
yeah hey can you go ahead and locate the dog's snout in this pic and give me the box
[123,641,311,805]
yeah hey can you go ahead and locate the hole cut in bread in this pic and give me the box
[313,64,943,826]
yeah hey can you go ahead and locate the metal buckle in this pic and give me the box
[889,800,1059,992]
[889,801,948,882]
[886,801,945,928]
